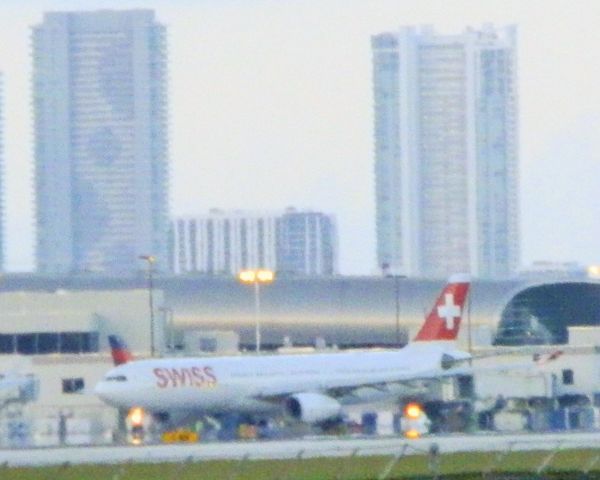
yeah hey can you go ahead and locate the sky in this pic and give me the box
[0,0,599,274]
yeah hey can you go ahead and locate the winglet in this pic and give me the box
[108,335,133,365]
[413,274,471,342]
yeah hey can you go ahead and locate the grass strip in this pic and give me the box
[2,448,600,480]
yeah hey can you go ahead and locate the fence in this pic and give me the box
[1,431,600,475]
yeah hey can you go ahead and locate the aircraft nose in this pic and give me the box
[94,378,131,408]
[94,380,108,400]
[94,380,118,405]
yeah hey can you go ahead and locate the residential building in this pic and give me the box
[33,10,168,274]
[276,209,337,276]
[372,25,519,278]
[171,208,337,276]
[172,210,279,275]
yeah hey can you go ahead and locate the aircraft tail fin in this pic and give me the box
[413,274,471,342]
[108,335,133,365]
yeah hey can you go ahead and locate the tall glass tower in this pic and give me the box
[33,10,168,274]
[372,25,519,279]
[0,73,4,271]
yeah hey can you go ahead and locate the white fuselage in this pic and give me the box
[94,343,466,415]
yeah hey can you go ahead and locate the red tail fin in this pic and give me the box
[108,335,133,365]
[413,274,470,342]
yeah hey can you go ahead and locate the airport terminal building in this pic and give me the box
[0,274,599,444]
[2,273,599,350]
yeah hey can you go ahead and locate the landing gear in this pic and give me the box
[317,415,347,435]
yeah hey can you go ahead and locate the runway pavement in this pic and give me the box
[0,431,599,467]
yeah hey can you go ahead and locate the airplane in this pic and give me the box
[95,274,472,425]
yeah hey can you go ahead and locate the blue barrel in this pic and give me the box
[362,412,377,435]
[549,409,566,430]
[218,413,242,441]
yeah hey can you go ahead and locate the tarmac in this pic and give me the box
[0,431,599,467]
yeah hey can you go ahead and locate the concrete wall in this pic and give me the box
[0,289,165,356]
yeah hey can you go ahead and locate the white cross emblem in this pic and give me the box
[437,293,461,330]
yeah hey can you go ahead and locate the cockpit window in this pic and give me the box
[105,375,127,382]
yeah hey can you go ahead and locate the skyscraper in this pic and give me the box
[0,73,4,271]
[372,25,519,279]
[33,10,168,274]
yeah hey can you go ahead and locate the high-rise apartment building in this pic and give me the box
[0,73,3,271]
[172,210,279,276]
[171,209,338,276]
[372,25,519,279]
[276,209,337,276]
[33,10,168,274]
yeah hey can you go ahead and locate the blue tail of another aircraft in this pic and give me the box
[108,335,133,366]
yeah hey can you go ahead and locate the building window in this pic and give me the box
[17,334,37,354]
[81,332,99,353]
[562,369,574,385]
[62,378,85,394]
[199,337,217,353]
[0,334,15,354]
[38,333,59,354]
[60,332,82,353]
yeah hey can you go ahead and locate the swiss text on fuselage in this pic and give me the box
[153,366,217,389]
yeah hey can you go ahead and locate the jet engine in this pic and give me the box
[440,350,471,370]
[284,392,342,424]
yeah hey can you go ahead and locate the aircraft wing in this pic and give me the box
[253,364,469,403]
[253,350,560,403]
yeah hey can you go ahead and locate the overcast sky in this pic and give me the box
[1,0,599,274]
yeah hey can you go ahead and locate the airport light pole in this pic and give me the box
[139,255,156,357]
[394,274,401,346]
[238,269,275,353]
